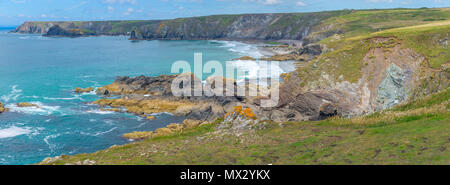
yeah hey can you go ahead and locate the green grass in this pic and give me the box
[316,8,450,39]
[293,19,449,88]
[45,90,450,165]
[393,88,450,111]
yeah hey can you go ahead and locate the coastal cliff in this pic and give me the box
[13,11,346,40]
[13,8,450,43]
[28,8,450,165]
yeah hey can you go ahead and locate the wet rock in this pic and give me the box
[233,56,256,61]
[0,102,7,113]
[74,87,94,93]
[146,115,156,120]
[17,102,39,108]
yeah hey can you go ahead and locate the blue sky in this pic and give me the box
[0,0,449,26]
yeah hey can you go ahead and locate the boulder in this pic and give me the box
[74,87,94,93]
[0,102,7,113]
[233,56,256,61]
[123,131,153,140]
[17,102,39,108]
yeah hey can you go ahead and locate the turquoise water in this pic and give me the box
[0,27,254,164]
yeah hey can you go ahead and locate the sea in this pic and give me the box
[0,27,296,164]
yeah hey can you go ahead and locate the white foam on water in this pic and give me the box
[214,40,264,58]
[86,109,115,115]
[6,102,62,116]
[18,35,48,40]
[80,127,117,137]
[44,133,61,152]
[103,119,116,125]
[43,95,83,101]
[81,91,97,96]
[230,60,289,86]
[5,102,61,115]
[1,85,22,103]
[0,126,31,139]
[149,112,173,116]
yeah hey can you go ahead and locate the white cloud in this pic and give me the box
[41,14,47,18]
[240,0,282,5]
[123,8,134,15]
[296,1,306,6]
[102,0,137,4]
[264,0,282,5]
[107,6,115,12]
[367,0,393,3]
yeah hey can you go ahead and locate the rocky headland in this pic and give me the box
[30,8,450,165]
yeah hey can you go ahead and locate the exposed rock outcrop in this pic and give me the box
[377,64,407,109]
[93,74,245,121]
[233,56,256,61]
[43,25,92,38]
[0,102,7,113]
[17,102,39,108]
[74,87,94,93]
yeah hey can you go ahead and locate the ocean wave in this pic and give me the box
[18,35,48,40]
[214,40,264,58]
[85,109,115,115]
[80,127,117,137]
[44,133,61,152]
[0,126,31,139]
[149,112,173,116]
[5,102,62,116]
[230,60,289,86]
[1,85,22,103]
[103,119,116,125]
[43,95,84,101]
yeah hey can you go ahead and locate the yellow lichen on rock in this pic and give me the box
[17,102,39,108]
[74,87,94,93]
[233,56,256,61]
[92,98,200,116]
[146,116,156,120]
[166,123,183,133]
[122,131,153,140]
[181,119,204,129]
[225,106,256,119]
[0,102,7,113]
[153,128,173,137]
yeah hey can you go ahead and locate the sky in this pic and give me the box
[0,0,449,26]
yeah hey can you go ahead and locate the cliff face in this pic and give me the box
[129,11,350,41]
[12,20,160,36]
[12,8,449,43]
[12,11,351,41]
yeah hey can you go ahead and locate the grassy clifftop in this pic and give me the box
[13,8,450,41]
[42,88,449,165]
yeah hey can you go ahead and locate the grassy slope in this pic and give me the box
[310,8,450,40]
[47,88,449,165]
[295,19,450,86]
